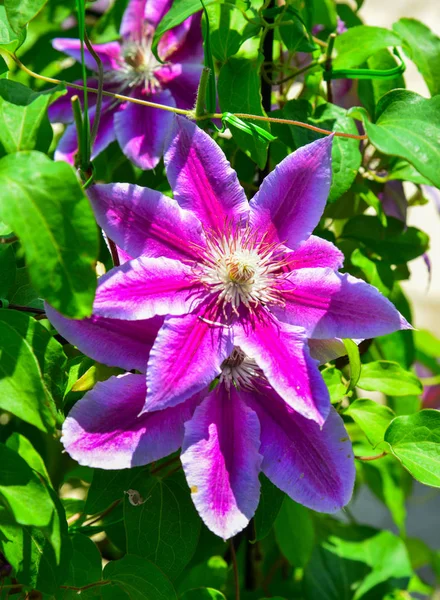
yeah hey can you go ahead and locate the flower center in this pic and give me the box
[197,224,285,314]
[107,41,162,92]
[220,347,261,389]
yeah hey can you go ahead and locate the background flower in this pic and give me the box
[50,0,203,169]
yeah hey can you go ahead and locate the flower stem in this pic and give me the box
[6,304,45,315]
[1,51,368,141]
[325,33,336,103]
[194,66,211,118]
[230,539,241,600]
[84,31,104,146]
[354,451,387,462]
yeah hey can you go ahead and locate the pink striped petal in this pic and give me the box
[145,306,234,413]
[88,183,206,263]
[62,374,201,469]
[45,303,162,372]
[181,384,262,539]
[120,0,148,40]
[275,267,410,339]
[243,386,355,513]
[155,62,203,110]
[93,257,204,320]
[114,89,175,170]
[249,136,333,250]
[284,235,344,271]
[164,116,249,232]
[52,38,122,72]
[233,312,330,425]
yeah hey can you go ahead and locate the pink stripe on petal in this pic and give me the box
[93,256,204,320]
[181,385,262,539]
[145,306,234,413]
[243,386,355,513]
[233,311,330,425]
[275,267,410,339]
[45,303,162,372]
[284,235,344,271]
[88,183,206,263]
[249,136,333,250]
[164,116,249,232]
[52,38,122,72]
[62,374,201,469]
[114,89,174,170]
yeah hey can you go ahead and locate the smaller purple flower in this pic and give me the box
[60,342,355,539]
[416,362,440,410]
[50,0,203,169]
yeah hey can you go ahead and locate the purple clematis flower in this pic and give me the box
[50,0,203,169]
[56,340,355,539]
[45,115,410,537]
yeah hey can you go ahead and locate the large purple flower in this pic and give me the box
[50,0,203,169]
[57,342,355,539]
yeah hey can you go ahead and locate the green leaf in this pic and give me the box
[0,313,58,432]
[0,80,64,153]
[4,0,48,33]
[71,362,124,392]
[393,18,440,97]
[85,467,146,514]
[333,26,402,69]
[322,367,346,404]
[279,12,316,53]
[343,338,361,393]
[206,3,256,61]
[386,158,431,186]
[63,534,102,588]
[385,410,440,487]
[0,5,26,52]
[6,432,50,480]
[180,590,226,600]
[0,443,54,527]
[218,56,270,169]
[102,554,178,600]
[361,90,440,188]
[342,215,429,264]
[177,555,227,596]
[345,399,394,447]
[358,361,422,396]
[252,473,285,542]
[0,244,16,298]
[0,151,99,317]
[124,471,201,579]
[0,308,66,405]
[274,498,314,568]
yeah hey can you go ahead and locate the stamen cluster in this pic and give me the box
[219,347,262,389]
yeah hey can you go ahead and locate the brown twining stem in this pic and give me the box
[150,455,181,475]
[2,52,368,141]
[60,580,111,592]
[7,304,45,315]
[107,238,121,267]
[230,539,241,600]
[84,31,104,146]
[354,451,387,462]
[83,499,121,527]
[0,235,18,244]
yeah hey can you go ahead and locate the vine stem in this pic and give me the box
[230,539,240,600]
[2,51,368,141]
[354,451,387,462]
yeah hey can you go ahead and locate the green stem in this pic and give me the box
[194,67,211,118]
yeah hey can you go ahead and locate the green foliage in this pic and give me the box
[333,26,402,69]
[0,5,27,51]
[385,410,440,487]
[0,151,98,317]
[275,498,314,568]
[345,399,394,447]
[357,361,423,396]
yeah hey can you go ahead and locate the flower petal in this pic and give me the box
[155,62,203,110]
[164,115,249,232]
[181,384,262,539]
[275,267,410,339]
[308,338,350,365]
[233,312,330,425]
[52,38,122,71]
[284,235,344,271]
[120,0,173,40]
[45,303,162,372]
[54,101,116,164]
[243,386,355,513]
[62,374,200,469]
[114,89,175,170]
[93,256,204,320]
[88,182,206,262]
[145,306,234,413]
[249,136,333,249]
